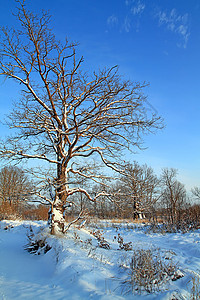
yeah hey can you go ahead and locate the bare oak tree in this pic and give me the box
[0,0,163,234]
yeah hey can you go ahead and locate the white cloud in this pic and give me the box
[125,0,135,6]
[107,15,118,27]
[131,1,145,15]
[107,1,190,48]
[121,0,145,32]
[123,16,131,32]
[156,8,190,48]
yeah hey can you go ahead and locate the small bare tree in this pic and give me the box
[114,161,159,219]
[0,1,163,234]
[0,165,32,217]
[160,168,186,225]
[191,187,200,201]
[0,165,32,205]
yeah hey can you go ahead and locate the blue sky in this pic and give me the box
[0,0,200,190]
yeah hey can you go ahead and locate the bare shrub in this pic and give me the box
[90,229,110,249]
[116,233,132,251]
[24,226,51,255]
[4,224,14,230]
[98,238,110,250]
[73,231,82,243]
[122,248,182,295]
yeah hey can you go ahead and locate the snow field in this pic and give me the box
[0,220,200,299]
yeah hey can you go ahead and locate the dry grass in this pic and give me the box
[109,218,149,224]
[189,273,200,300]
[122,248,182,295]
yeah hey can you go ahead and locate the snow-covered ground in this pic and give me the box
[0,219,200,299]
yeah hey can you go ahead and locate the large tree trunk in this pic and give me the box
[57,162,68,204]
[48,161,67,235]
[48,194,65,235]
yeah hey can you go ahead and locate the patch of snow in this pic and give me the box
[0,220,199,299]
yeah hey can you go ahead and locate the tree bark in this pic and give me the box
[49,194,65,235]
[48,158,68,234]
